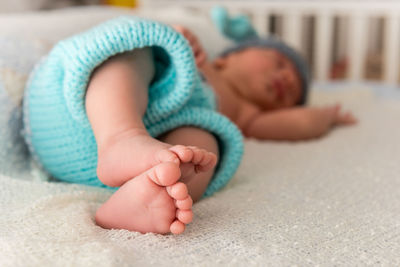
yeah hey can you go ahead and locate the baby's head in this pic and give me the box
[214,37,310,111]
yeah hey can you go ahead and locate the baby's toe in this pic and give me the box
[191,147,207,165]
[166,182,188,200]
[175,196,193,210]
[156,149,180,164]
[147,162,181,186]
[170,220,185,234]
[169,145,194,163]
[196,152,217,172]
[176,209,193,224]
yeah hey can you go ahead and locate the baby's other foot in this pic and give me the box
[97,130,196,187]
[170,145,217,182]
[95,162,193,234]
[97,130,216,187]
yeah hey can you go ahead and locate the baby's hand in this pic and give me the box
[172,25,208,68]
[329,104,358,126]
[306,104,357,137]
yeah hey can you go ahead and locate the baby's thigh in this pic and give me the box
[160,127,219,157]
[120,47,154,76]
[92,47,155,86]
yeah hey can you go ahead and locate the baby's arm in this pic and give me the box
[244,104,357,140]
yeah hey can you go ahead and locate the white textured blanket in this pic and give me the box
[1,87,400,266]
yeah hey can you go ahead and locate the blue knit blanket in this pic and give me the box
[23,17,243,197]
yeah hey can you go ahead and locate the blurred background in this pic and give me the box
[0,0,398,85]
[0,0,136,12]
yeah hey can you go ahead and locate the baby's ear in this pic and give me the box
[213,57,228,69]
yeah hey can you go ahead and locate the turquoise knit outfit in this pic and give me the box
[23,17,243,197]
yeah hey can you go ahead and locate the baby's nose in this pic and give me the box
[283,68,299,85]
[276,69,290,86]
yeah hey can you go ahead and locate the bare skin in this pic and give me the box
[202,49,357,140]
[174,26,357,141]
[86,49,218,235]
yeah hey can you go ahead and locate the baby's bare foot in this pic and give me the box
[97,130,217,187]
[95,162,193,234]
[170,145,217,183]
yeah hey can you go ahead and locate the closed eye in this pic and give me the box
[277,58,285,69]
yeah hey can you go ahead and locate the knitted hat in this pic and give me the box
[212,6,311,105]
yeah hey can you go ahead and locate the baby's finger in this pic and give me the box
[186,34,197,46]
[184,30,200,47]
[173,25,198,46]
[344,112,358,124]
[333,103,341,113]
[323,103,340,114]
[192,43,207,66]
[188,37,201,53]
[195,51,207,67]
[173,25,188,36]
[321,104,340,125]
[330,103,343,124]
[192,42,202,55]
[336,112,357,125]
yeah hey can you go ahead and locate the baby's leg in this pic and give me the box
[87,48,217,234]
[87,48,189,187]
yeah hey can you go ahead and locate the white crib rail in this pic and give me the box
[142,0,400,85]
[315,11,333,82]
[385,12,400,84]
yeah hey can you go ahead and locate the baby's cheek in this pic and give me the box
[284,92,298,107]
[256,89,276,109]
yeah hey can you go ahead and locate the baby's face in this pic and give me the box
[220,48,302,110]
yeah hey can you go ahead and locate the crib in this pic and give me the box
[142,0,400,86]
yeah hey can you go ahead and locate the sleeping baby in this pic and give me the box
[178,6,357,141]
[23,9,356,236]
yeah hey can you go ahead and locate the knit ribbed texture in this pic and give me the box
[23,17,243,197]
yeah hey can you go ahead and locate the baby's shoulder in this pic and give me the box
[233,99,262,131]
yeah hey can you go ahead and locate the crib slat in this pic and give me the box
[384,14,400,84]
[348,14,368,81]
[253,12,269,36]
[315,12,333,81]
[282,12,302,51]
